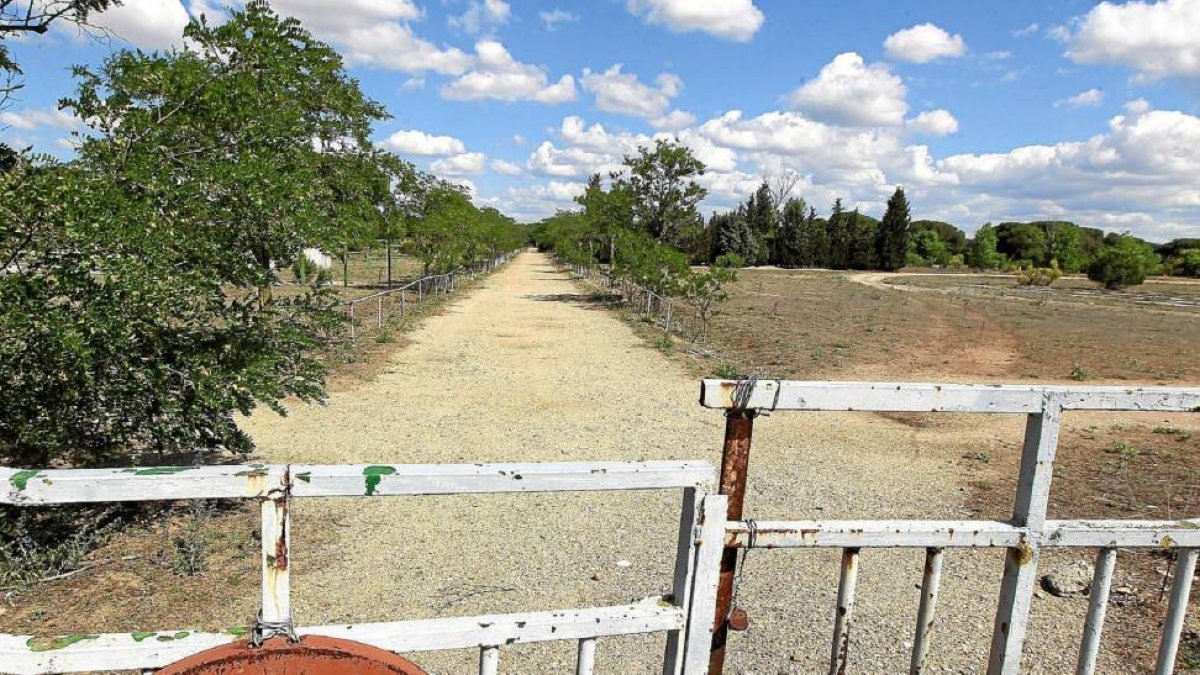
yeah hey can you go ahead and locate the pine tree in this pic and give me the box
[775,197,807,267]
[875,186,911,271]
[827,198,849,269]
[847,208,876,269]
[799,206,830,267]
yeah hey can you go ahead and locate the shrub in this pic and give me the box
[1176,248,1200,278]
[1015,260,1062,286]
[1087,235,1160,289]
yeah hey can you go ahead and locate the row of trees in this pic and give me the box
[0,2,524,468]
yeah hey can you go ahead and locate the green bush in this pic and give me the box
[1087,235,1160,289]
[1015,260,1062,286]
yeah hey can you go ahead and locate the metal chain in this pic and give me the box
[250,610,299,647]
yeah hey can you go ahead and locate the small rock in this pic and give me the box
[790,649,804,662]
[590,572,601,581]
[616,559,631,568]
[1042,561,1093,597]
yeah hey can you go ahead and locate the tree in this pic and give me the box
[968,223,1004,269]
[1087,235,1161,289]
[620,139,706,247]
[683,253,740,337]
[875,187,910,271]
[1176,249,1200,278]
[711,210,756,264]
[774,197,807,268]
[797,207,829,267]
[1,2,390,467]
[908,230,951,266]
[743,181,776,263]
[827,198,849,269]
[1,0,119,111]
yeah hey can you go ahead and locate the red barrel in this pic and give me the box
[157,636,428,675]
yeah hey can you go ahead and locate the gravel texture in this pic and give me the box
[240,251,1133,674]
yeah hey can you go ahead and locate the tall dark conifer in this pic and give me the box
[827,198,849,269]
[875,186,911,271]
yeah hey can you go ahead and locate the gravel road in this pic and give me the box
[240,251,1133,674]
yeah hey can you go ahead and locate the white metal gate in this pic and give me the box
[699,380,1200,675]
[0,461,725,675]
[1,380,1197,674]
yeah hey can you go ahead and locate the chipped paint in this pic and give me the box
[122,467,195,476]
[25,634,99,652]
[9,470,39,490]
[363,466,396,496]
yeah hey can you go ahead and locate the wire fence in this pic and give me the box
[343,250,519,343]
[561,261,708,339]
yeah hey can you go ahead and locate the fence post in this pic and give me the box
[377,296,382,329]
[709,403,757,675]
[260,469,291,632]
[349,303,356,343]
[986,399,1062,675]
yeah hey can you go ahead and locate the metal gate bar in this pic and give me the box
[0,461,719,675]
[700,379,1200,675]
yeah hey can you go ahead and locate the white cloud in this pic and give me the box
[787,53,907,127]
[0,107,81,132]
[907,109,959,136]
[491,158,523,175]
[1054,88,1105,108]
[883,23,967,63]
[431,151,488,175]
[93,0,190,49]
[269,0,471,74]
[449,0,511,34]
[649,109,697,130]
[380,129,466,156]
[539,9,578,30]
[581,65,683,120]
[625,0,764,42]
[1013,22,1040,37]
[401,77,426,91]
[1066,0,1200,82]
[441,40,577,104]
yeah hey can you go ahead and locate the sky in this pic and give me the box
[3,0,1200,242]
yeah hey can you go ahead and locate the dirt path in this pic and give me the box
[239,252,1123,675]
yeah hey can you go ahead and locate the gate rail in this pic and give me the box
[0,461,721,675]
[699,380,1200,675]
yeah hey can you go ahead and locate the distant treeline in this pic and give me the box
[534,139,1198,282]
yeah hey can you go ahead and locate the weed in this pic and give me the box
[1070,363,1090,381]
[0,507,122,590]
[171,500,214,577]
[375,326,395,344]
[712,363,741,380]
[1153,426,1193,442]
[653,334,674,355]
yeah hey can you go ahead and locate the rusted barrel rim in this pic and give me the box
[156,635,428,674]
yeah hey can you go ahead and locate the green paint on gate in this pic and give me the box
[26,634,99,652]
[122,466,195,476]
[225,626,249,637]
[363,466,396,495]
[131,631,157,642]
[295,472,312,483]
[9,470,39,491]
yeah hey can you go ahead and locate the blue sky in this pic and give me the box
[4,0,1200,241]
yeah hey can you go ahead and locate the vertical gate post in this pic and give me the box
[708,408,756,675]
[987,399,1062,675]
[260,468,292,628]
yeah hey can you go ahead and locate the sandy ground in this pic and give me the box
[240,251,1139,675]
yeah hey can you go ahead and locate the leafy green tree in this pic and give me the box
[774,197,806,267]
[910,221,966,253]
[1042,221,1084,272]
[1087,235,1161,289]
[711,210,756,264]
[797,207,829,267]
[1,2,388,467]
[908,230,951,266]
[996,222,1048,265]
[620,139,706,247]
[968,223,1004,269]
[875,187,910,271]
[683,253,740,337]
[576,172,634,265]
[1176,249,1200,278]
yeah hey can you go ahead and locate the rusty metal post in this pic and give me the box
[708,408,756,675]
